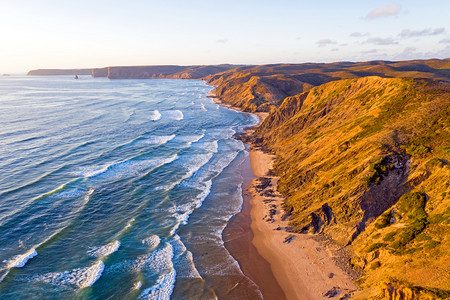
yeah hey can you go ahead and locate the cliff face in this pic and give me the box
[30,65,239,79]
[27,69,92,76]
[250,76,450,298]
[102,65,238,79]
[207,59,450,112]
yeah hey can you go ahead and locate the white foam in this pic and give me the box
[6,248,37,268]
[83,154,178,180]
[142,235,160,249]
[138,269,175,300]
[79,261,104,288]
[88,241,120,258]
[107,242,173,275]
[171,235,202,279]
[34,260,105,288]
[142,135,175,145]
[200,103,207,111]
[170,180,213,235]
[135,281,142,290]
[166,110,183,120]
[84,188,95,203]
[175,131,205,144]
[150,110,161,121]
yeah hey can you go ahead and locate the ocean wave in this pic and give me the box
[175,131,205,145]
[80,154,178,180]
[141,134,175,145]
[171,235,202,279]
[33,261,105,288]
[165,110,183,121]
[200,103,207,111]
[138,269,175,300]
[4,248,37,269]
[170,180,212,236]
[150,110,161,121]
[142,235,160,249]
[88,241,120,258]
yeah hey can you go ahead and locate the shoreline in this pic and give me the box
[219,95,358,299]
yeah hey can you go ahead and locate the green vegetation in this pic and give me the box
[232,73,450,298]
[366,242,388,252]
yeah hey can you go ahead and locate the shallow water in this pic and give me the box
[0,75,260,299]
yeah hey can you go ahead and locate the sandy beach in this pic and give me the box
[222,106,358,299]
[247,148,357,299]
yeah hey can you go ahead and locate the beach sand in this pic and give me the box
[217,95,357,299]
[247,148,357,299]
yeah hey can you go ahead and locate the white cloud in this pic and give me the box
[350,32,370,38]
[366,37,398,45]
[316,39,337,47]
[366,3,401,19]
[439,38,450,44]
[215,39,228,44]
[399,28,445,38]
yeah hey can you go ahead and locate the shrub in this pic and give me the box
[375,210,391,229]
[383,231,397,242]
[366,243,388,252]
[397,192,426,215]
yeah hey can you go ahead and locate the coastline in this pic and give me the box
[218,94,358,299]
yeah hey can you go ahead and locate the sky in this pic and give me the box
[0,0,449,73]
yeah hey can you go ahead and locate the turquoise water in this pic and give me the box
[0,76,260,299]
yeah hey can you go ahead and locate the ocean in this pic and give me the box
[0,75,260,299]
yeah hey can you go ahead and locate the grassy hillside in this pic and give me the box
[249,76,450,298]
[206,58,450,113]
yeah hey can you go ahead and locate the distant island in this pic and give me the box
[27,58,450,299]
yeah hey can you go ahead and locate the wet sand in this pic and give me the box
[218,94,357,299]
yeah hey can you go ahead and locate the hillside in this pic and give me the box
[206,58,450,113]
[246,76,450,299]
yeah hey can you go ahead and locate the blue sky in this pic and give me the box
[1,0,449,73]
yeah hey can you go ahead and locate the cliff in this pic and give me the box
[206,58,450,112]
[31,65,239,79]
[27,69,92,76]
[243,76,450,299]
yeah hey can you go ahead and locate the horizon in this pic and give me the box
[1,0,450,73]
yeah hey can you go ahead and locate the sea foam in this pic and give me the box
[166,110,183,120]
[142,135,175,145]
[88,241,120,258]
[33,260,105,288]
[6,248,37,268]
[150,110,162,121]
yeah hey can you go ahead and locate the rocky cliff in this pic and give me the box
[243,76,450,299]
[206,59,450,112]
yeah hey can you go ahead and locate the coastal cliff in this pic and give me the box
[30,65,238,79]
[210,59,450,299]
[27,68,92,76]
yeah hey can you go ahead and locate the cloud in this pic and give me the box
[350,32,370,38]
[393,45,450,60]
[215,39,228,44]
[316,39,337,47]
[365,37,398,45]
[399,27,445,38]
[331,48,339,52]
[366,3,401,19]
[439,38,450,44]
[361,49,378,54]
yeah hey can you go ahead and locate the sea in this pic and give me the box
[0,75,261,299]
